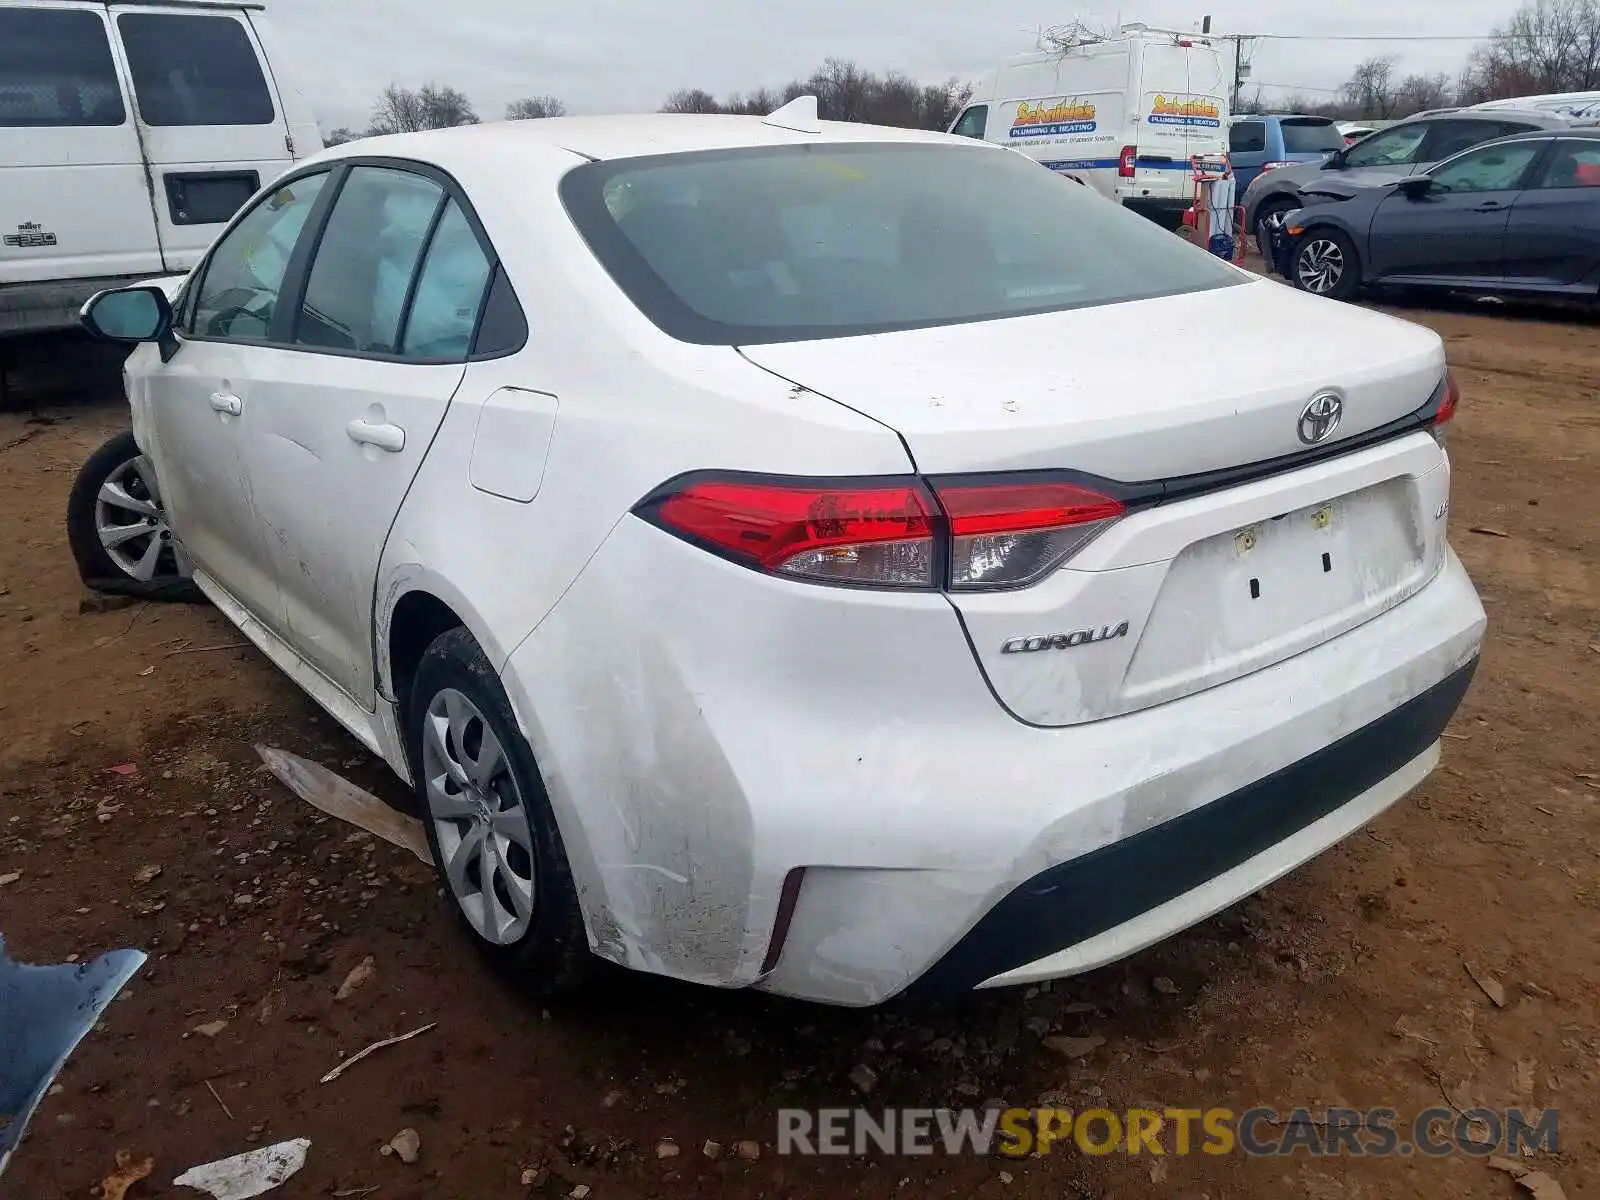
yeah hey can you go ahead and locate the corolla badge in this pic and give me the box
[1298,392,1344,445]
[1001,622,1131,654]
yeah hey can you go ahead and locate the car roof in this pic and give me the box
[316,113,973,170]
[1485,125,1600,142]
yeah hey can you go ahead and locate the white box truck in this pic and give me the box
[0,0,322,337]
[951,24,1231,227]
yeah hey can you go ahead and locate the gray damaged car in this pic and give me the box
[1269,128,1600,302]
[1242,108,1583,252]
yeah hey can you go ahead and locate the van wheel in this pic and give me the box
[66,430,202,601]
[1292,229,1362,301]
[410,627,590,995]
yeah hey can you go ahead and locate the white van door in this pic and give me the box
[0,2,162,297]
[108,4,294,272]
[1130,41,1230,219]
[1000,91,1126,199]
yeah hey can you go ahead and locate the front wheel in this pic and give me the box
[65,429,201,601]
[1291,229,1362,301]
[1254,201,1295,256]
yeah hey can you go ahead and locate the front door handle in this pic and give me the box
[1474,201,1506,212]
[209,391,243,415]
[346,418,405,453]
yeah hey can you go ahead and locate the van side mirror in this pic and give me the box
[80,286,176,360]
[1397,175,1435,199]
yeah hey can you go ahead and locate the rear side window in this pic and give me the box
[296,167,445,355]
[0,8,124,127]
[1417,119,1517,163]
[117,13,274,127]
[950,105,989,139]
[1229,122,1266,153]
[1279,119,1343,154]
[1536,140,1600,188]
[400,200,493,359]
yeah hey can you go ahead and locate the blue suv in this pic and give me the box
[1228,115,1346,191]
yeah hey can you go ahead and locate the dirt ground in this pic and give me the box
[1,295,1597,1200]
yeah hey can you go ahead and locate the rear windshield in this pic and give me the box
[560,143,1243,345]
[0,8,125,128]
[1280,119,1344,154]
[117,13,274,127]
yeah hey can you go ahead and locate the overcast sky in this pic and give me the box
[266,0,1525,131]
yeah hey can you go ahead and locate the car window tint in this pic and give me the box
[1280,119,1343,154]
[1342,123,1430,168]
[296,168,444,355]
[950,105,988,139]
[117,13,273,127]
[1429,142,1544,193]
[1536,140,1600,188]
[1418,119,1516,164]
[401,199,492,359]
[0,8,124,127]
[562,142,1242,346]
[1229,121,1266,153]
[191,173,329,341]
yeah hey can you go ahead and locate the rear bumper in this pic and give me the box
[0,274,157,337]
[911,656,1476,996]
[1121,196,1193,227]
[505,519,1485,1005]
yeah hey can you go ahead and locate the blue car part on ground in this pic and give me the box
[0,933,145,1177]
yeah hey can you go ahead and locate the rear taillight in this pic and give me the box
[1431,370,1460,448]
[638,474,1127,591]
[1118,146,1137,178]
[645,478,939,588]
[937,481,1125,590]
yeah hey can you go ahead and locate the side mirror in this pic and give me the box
[1322,149,1347,170]
[1397,175,1435,199]
[81,286,176,359]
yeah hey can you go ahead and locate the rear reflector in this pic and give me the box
[646,478,938,588]
[638,474,1126,592]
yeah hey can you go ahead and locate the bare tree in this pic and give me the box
[506,95,566,120]
[1461,0,1600,100]
[661,87,721,114]
[1395,72,1454,114]
[368,83,478,135]
[1343,54,1400,118]
[323,126,359,146]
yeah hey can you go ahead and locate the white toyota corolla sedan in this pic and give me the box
[79,99,1485,1005]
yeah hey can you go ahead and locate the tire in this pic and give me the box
[1290,227,1363,301]
[409,627,589,994]
[1253,199,1296,256]
[65,429,203,602]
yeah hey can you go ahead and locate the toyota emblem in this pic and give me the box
[1298,392,1344,445]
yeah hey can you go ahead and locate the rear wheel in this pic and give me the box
[65,429,201,601]
[409,627,590,994]
[1292,228,1362,301]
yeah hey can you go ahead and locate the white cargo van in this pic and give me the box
[0,0,321,336]
[951,24,1231,227]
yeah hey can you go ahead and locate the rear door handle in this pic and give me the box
[209,391,242,415]
[1474,201,1506,212]
[346,418,405,453]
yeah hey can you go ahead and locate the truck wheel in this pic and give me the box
[66,430,202,601]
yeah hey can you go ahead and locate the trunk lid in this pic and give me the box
[740,278,1452,727]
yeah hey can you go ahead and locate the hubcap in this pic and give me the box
[421,688,535,944]
[95,455,192,582]
[1296,238,1345,294]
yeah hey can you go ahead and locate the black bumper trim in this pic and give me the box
[909,657,1478,998]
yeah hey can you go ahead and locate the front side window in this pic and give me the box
[117,13,274,127]
[191,172,329,341]
[1343,123,1430,169]
[561,142,1242,346]
[1229,121,1266,154]
[296,167,445,355]
[1536,140,1600,188]
[1428,141,1544,193]
[0,8,124,127]
[950,105,989,139]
